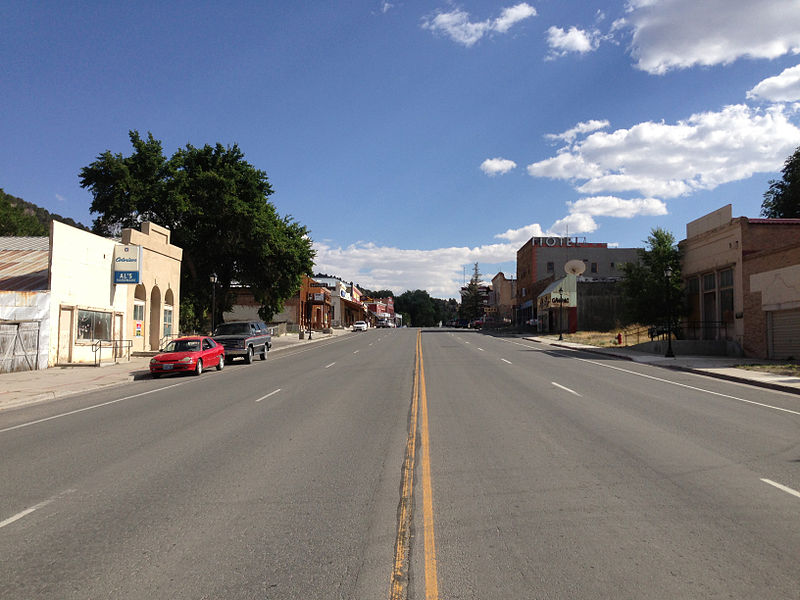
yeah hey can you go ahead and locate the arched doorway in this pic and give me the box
[149,286,162,351]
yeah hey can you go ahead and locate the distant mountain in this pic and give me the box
[0,188,90,235]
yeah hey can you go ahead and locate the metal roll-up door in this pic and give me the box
[770,308,800,359]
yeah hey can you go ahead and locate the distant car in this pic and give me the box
[212,320,271,364]
[150,336,224,377]
[353,321,368,331]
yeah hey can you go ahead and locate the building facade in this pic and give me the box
[680,205,800,358]
[516,236,639,325]
[50,221,183,363]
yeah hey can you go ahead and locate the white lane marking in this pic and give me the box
[573,356,800,416]
[552,382,582,397]
[354,350,360,354]
[0,382,188,435]
[325,362,336,369]
[502,338,800,416]
[256,389,281,403]
[477,348,485,352]
[501,358,512,364]
[0,489,75,530]
[761,479,800,500]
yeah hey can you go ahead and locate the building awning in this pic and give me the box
[537,275,576,310]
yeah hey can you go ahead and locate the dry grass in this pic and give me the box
[539,326,642,347]
[736,363,800,377]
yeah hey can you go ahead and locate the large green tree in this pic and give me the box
[395,289,438,327]
[762,146,800,218]
[80,131,315,331]
[620,228,682,326]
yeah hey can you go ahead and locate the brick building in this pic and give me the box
[680,205,800,358]
[516,236,639,325]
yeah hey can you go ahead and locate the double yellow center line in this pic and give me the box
[390,330,439,599]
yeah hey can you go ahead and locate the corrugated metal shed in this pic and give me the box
[0,237,50,291]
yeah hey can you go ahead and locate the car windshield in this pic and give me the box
[214,323,252,335]
[164,339,201,352]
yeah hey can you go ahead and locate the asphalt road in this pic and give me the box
[2,328,799,599]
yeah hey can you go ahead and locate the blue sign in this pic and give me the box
[114,271,140,284]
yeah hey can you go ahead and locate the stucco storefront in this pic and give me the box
[121,222,182,352]
[49,221,182,364]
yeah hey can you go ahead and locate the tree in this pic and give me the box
[395,290,437,327]
[620,228,682,325]
[761,146,800,218]
[0,190,47,236]
[0,189,86,236]
[80,131,315,331]
[459,263,484,322]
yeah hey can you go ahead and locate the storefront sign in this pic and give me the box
[113,244,142,284]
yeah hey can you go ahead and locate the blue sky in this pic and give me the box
[3,1,800,298]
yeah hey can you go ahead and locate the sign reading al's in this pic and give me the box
[113,244,142,284]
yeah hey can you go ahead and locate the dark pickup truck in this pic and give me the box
[212,320,272,364]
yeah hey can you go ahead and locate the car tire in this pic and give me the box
[245,347,253,364]
[260,345,267,360]
[217,355,224,371]
[194,359,203,376]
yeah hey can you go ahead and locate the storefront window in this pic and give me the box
[133,303,144,321]
[719,268,734,323]
[77,310,112,341]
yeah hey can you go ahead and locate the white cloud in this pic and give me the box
[624,0,800,74]
[748,64,800,102]
[313,238,522,299]
[546,26,600,57]
[494,223,546,245]
[480,157,517,176]
[567,196,667,218]
[494,3,537,33]
[550,213,598,236]
[546,119,610,143]
[422,3,536,47]
[527,104,800,198]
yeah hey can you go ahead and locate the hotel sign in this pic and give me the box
[531,236,587,247]
[113,244,142,284]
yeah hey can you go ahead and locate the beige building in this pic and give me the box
[121,222,182,352]
[680,205,800,359]
[50,221,182,365]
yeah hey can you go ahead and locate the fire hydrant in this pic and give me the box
[616,332,623,345]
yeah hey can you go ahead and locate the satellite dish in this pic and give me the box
[565,259,586,275]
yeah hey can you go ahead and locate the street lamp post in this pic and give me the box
[558,286,565,341]
[665,267,675,358]
[210,273,217,334]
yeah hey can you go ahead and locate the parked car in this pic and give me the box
[150,336,224,377]
[212,320,271,364]
[353,321,368,331]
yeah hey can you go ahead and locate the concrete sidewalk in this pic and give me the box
[526,335,800,396]
[0,328,352,412]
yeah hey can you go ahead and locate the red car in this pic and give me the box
[150,336,225,378]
